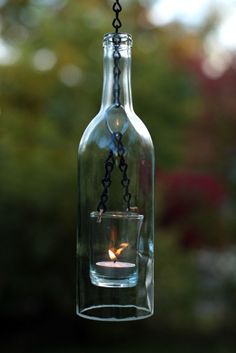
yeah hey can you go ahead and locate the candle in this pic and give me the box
[96,261,135,278]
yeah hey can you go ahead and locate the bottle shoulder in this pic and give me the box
[129,111,154,148]
[79,109,154,154]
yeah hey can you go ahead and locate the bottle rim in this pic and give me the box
[90,211,143,220]
[103,33,133,48]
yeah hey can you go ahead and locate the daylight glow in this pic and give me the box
[32,48,57,71]
[217,10,236,50]
[0,38,21,65]
[59,64,83,87]
[148,0,214,27]
[202,51,232,78]
[0,0,7,7]
[30,0,68,8]
[148,0,236,50]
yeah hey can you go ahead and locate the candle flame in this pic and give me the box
[108,249,117,261]
[115,247,126,256]
[108,243,129,260]
[120,242,129,248]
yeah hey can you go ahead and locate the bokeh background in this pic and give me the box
[1,0,236,352]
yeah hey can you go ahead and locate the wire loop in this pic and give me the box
[112,0,122,33]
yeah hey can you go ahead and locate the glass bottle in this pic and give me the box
[77,33,155,321]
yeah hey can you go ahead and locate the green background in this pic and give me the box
[0,1,235,352]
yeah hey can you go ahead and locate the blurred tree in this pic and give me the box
[0,0,235,343]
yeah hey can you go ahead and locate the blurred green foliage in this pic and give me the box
[0,1,236,350]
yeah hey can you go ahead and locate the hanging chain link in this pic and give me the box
[97,132,131,221]
[112,1,122,107]
[111,2,131,208]
[96,1,133,222]
[115,132,131,210]
[112,0,122,33]
[97,148,115,216]
[112,35,121,107]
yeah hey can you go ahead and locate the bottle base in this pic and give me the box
[77,304,153,321]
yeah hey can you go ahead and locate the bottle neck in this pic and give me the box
[101,43,133,111]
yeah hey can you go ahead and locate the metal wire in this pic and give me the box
[97,148,115,216]
[97,132,131,218]
[96,1,133,220]
[112,0,122,33]
[115,132,131,210]
[112,34,121,107]
[112,1,122,107]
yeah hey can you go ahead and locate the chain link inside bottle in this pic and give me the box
[112,0,122,107]
[97,132,131,222]
[96,1,133,222]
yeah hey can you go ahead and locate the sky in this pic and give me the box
[144,0,236,77]
[147,0,236,51]
[1,0,236,72]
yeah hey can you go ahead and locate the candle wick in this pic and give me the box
[114,260,117,263]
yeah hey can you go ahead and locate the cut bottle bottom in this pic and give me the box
[78,304,153,321]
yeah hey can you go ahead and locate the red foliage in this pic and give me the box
[158,170,226,248]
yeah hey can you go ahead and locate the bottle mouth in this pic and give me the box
[103,33,133,48]
[90,211,144,220]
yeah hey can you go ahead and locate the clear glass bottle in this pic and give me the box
[77,33,155,321]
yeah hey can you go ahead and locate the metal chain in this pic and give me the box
[97,148,115,217]
[96,1,132,221]
[111,2,131,209]
[112,0,122,33]
[112,34,121,107]
[114,132,131,210]
[97,132,131,221]
[112,1,122,107]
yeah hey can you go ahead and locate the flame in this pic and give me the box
[120,242,129,248]
[115,248,123,256]
[108,242,129,261]
[116,242,129,255]
[115,247,126,256]
[108,249,117,262]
